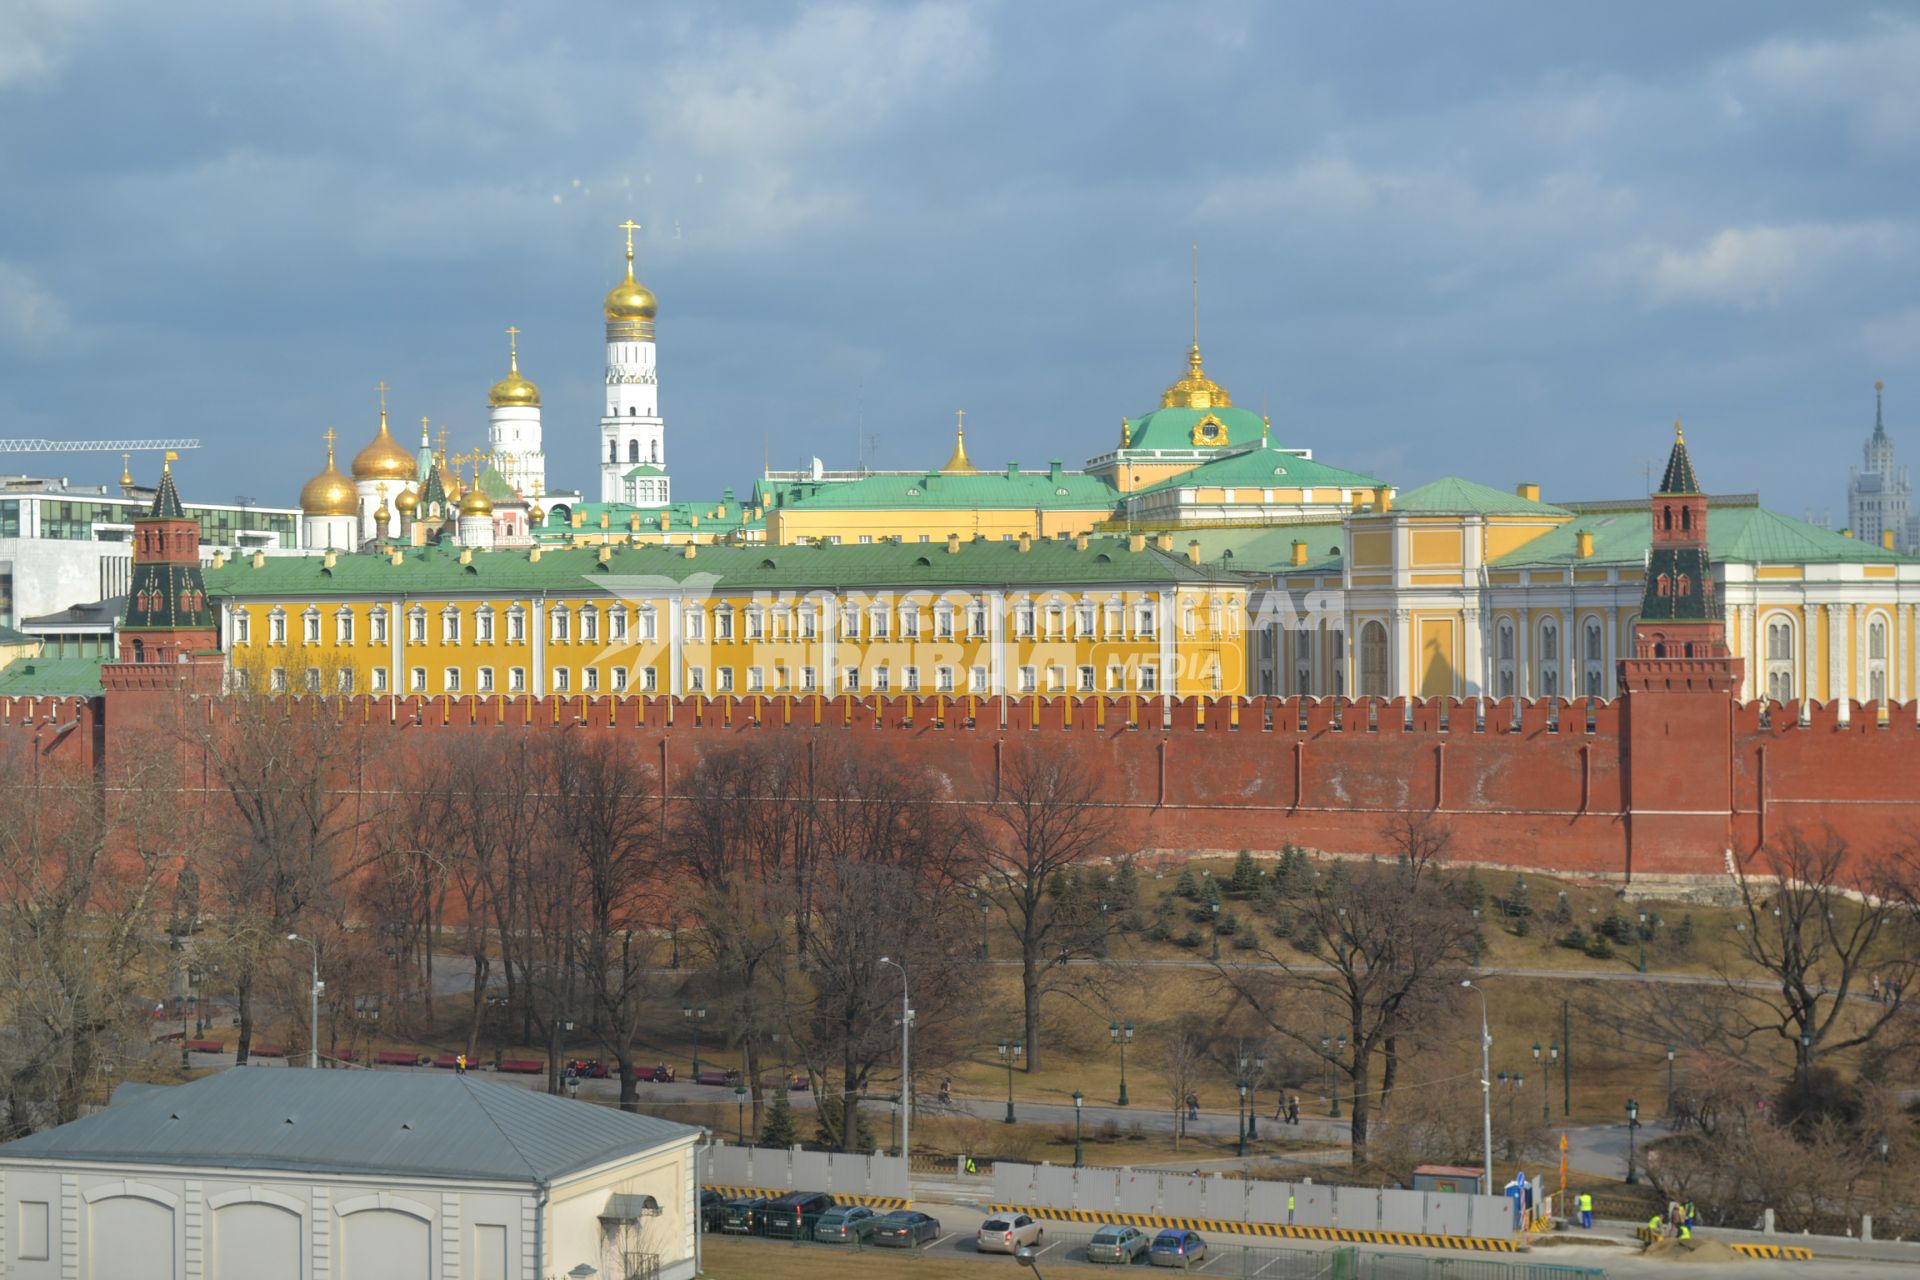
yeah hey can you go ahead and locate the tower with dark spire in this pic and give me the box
[1632,421,1728,659]
[114,457,219,665]
[1848,379,1911,552]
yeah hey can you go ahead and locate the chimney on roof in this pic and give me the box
[211,550,226,569]
[598,544,613,563]
[1128,533,1146,553]
[1187,539,1202,565]
[322,551,337,569]
[1884,530,1896,551]
[1017,533,1032,554]
[1154,532,1173,553]
[1007,462,1020,478]
[1075,533,1089,551]
[1291,540,1308,567]
[251,551,266,569]
[683,542,697,559]
[947,533,961,555]
[1517,482,1541,504]
[388,549,403,566]
[660,513,670,531]
[1049,459,1063,481]
[1375,485,1393,513]
[1576,530,1594,559]
[459,547,472,566]
[530,546,542,562]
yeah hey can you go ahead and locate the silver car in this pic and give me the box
[1087,1223,1151,1264]
[977,1213,1044,1254]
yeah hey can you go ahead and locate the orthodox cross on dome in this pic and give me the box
[436,426,449,457]
[376,380,388,414]
[506,325,521,369]
[619,219,641,263]
[324,426,337,457]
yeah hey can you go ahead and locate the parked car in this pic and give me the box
[720,1196,769,1234]
[976,1214,1043,1254]
[871,1210,942,1248]
[1087,1224,1151,1264]
[636,1063,675,1083]
[760,1191,834,1237]
[813,1205,879,1243]
[699,1190,727,1233]
[1148,1229,1208,1268]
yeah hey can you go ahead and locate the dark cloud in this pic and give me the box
[2,0,1914,521]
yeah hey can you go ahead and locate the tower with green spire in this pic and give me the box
[1635,420,1724,653]
[115,457,219,665]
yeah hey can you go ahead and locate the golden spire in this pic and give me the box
[420,415,430,446]
[325,426,336,460]
[1675,418,1685,444]
[373,482,391,524]
[120,452,132,488]
[943,409,978,473]
[507,324,521,370]
[1191,241,1199,351]
[163,450,175,474]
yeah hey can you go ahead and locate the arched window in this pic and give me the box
[1359,620,1388,697]
[1680,506,1692,532]
[628,440,640,463]
[1868,617,1889,703]
[1676,574,1691,597]
[1663,505,1673,531]
[1583,617,1605,696]
[1539,620,1560,698]
[608,440,618,464]
[1495,618,1515,698]
[1656,574,1670,597]
[1764,618,1794,702]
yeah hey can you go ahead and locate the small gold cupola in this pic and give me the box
[603,220,658,337]
[351,382,416,482]
[300,428,358,517]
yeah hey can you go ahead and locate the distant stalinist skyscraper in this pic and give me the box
[1848,381,1914,553]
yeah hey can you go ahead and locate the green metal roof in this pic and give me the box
[769,465,1117,512]
[0,622,33,645]
[622,464,666,479]
[1393,476,1573,517]
[1120,405,1267,453]
[1490,503,1912,568]
[474,465,517,503]
[205,535,1237,598]
[1658,433,1701,495]
[536,499,762,537]
[1135,445,1385,496]
[0,656,104,696]
[1184,523,1346,573]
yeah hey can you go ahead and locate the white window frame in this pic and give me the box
[476,607,494,643]
[409,666,427,693]
[408,606,427,645]
[508,666,526,692]
[506,606,525,643]
[302,608,321,645]
[371,667,388,693]
[479,666,495,693]
[335,607,354,645]
[444,667,461,693]
[442,606,461,644]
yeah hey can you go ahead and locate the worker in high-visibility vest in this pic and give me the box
[1578,1192,1593,1229]
[1678,1222,1692,1242]
[1647,1212,1664,1241]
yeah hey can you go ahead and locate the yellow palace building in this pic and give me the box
[206,533,1249,701]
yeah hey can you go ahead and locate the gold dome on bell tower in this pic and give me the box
[603,220,658,334]
[488,325,541,408]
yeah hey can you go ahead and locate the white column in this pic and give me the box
[1160,589,1177,695]
[668,597,683,696]
[1804,606,1819,703]
[1462,606,1483,698]
[531,598,546,695]
[988,589,1006,696]
[390,599,404,696]
[1515,607,1531,699]
[1827,603,1848,704]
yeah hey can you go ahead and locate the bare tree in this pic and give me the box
[1215,827,1477,1167]
[0,754,193,1131]
[977,743,1121,1071]
[183,697,384,1063]
[1727,829,1915,1073]
[1160,1021,1207,1152]
[553,732,663,1108]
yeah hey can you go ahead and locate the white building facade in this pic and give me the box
[599,225,671,505]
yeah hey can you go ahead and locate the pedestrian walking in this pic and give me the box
[456,1053,467,1075]
[1578,1191,1593,1229]
[1287,1095,1300,1125]
[1186,1092,1199,1122]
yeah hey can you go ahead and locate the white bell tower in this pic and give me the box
[599,220,670,504]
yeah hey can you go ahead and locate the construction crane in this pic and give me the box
[0,438,202,453]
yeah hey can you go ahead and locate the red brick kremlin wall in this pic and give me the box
[7,686,1915,881]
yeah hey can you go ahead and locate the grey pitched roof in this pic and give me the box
[1,1068,696,1184]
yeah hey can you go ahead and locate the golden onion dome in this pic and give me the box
[459,488,494,517]
[489,329,540,408]
[604,262,658,322]
[300,432,359,517]
[373,485,392,524]
[395,486,419,515]
[351,407,416,481]
[1160,344,1233,410]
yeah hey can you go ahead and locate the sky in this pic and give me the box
[3,1,1918,522]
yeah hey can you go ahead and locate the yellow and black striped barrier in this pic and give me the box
[1729,1243,1815,1261]
[703,1185,910,1211]
[988,1204,1518,1253]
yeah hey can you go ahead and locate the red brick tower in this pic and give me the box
[101,457,222,695]
[1618,423,1745,877]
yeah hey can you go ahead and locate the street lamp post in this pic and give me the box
[1331,1035,1346,1119]
[1239,1050,1267,1140]
[1637,912,1649,974]
[1209,901,1221,961]
[880,956,911,1163]
[734,1085,747,1144]
[287,933,320,1069]
[1532,1043,1555,1125]
[1110,1022,1133,1106]
[1236,1080,1249,1157]
[1463,980,1493,1195]
[1666,1045,1677,1117]
[1625,1098,1641,1184]
[683,1005,707,1076]
[997,1040,1023,1123]
[1073,1090,1084,1168]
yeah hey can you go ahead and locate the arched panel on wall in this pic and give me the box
[212,1201,302,1280]
[340,1203,432,1280]
[1537,617,1562,699]
[1494,616,1515,698]
[1580,614,1606,697]
[1865,609,1891,703]
[87,1193,178,1280]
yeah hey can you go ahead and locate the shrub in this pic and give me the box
[1231,931,1258,952]
[1216,911,1240,936]
[1201,875,1224,907]
[1175,868,1200,899]
[1584,933,1615,960]
[1146,920,1172,943]
[1672,914,1696,949]
[1557,927,1590,952]
[1122,910,1147,934]
[1229,850,1263,898]
[1178,928,1204,949]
